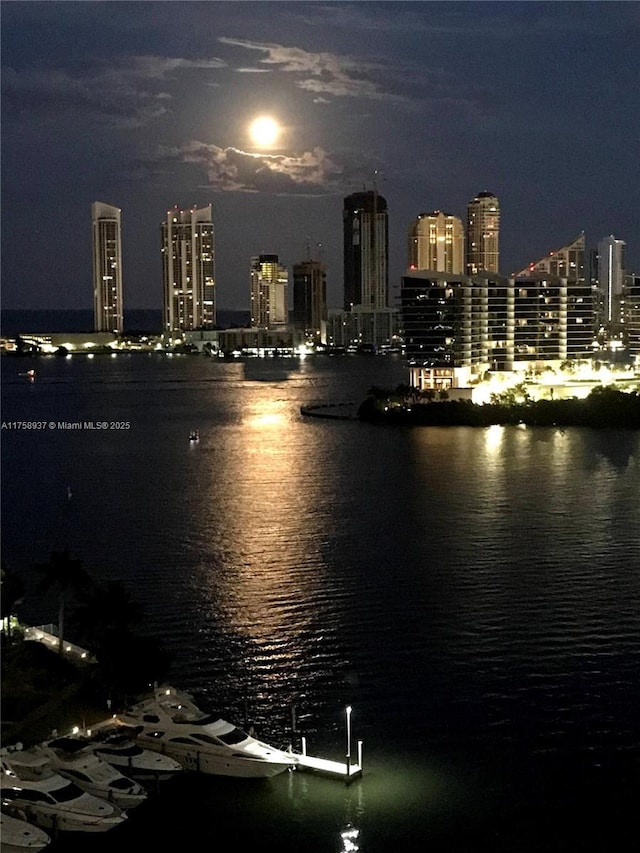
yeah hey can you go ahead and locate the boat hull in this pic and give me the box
[0,813,51,852]
[1,801,125,834]
[137,739,293,778]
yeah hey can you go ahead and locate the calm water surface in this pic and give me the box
[2,352,639,852]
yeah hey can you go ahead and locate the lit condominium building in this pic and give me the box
[623,274,640,358]
[408,211,464,274]
[596,235,626,332]
[401,270,594,392]
[512,273,593,364]
[161,204,215,337]
[466,192,500,275]
[250,254,289,328]
[92,201,123,334]
[292,258,327,343]
[343,190,389,310]
[514,233,585,281]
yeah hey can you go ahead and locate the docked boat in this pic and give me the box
[81,726,183,782]
[0,812,51,852]
[0,748,126,834]
[114,685,297,779]
[37,738,146,809]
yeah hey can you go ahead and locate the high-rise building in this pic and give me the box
[161,204,215,337]
[466,192,500,275]
[401,270,594,391]
[92,201,123,334]
[514,233,585,281]
[511,272,593,363]
[623,274,640,358]
[343,190,389,310]
[292,258,327,343]
[597,235,626,331]
[408,211,464,274]
[250,254,289,328]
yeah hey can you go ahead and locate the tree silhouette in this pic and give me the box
[71,580,170,702]
[71,580,143,655]
[35,549,91,654]
[1,565,25,645]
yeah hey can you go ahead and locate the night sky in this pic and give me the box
[2,1,639,312]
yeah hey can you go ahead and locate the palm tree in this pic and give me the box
[35,549,91,654]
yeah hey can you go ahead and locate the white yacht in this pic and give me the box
[0,748,126,834]
[82,726,183,783]
[37,737,147,809]
[115,685,297,779]
[0,812,51,853]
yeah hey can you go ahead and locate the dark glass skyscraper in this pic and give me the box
[292,258,327,343]
[342,191,389,310]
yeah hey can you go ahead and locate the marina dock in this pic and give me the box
[290,735,363,784]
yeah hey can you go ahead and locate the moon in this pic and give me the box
[249,116,280,148]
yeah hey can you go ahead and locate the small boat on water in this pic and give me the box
[114,684,297,779]
[80,726,183,783]
[188,429,199,443]
[37,738,146,809]
[0,748,126,834]
[0,812,51,853]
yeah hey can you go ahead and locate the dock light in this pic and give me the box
[72,726,79,735]
[345,706,352,763]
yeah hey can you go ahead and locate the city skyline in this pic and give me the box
[1,1,639,313]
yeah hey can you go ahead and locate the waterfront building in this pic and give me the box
[408,211,464,274]
[343,190,389,310]
[250,254,289,328]
[512,273,594,365]
[217,326,305,356]
[401,270,595,392]
[623,274,640,359]
[15,331,118,353]
[292,258,327,344]
[92,202,123,334]
[596,235,626,334]
[465,192,500,275]
[401,271,500,391]
[327,307,401,351]
[161,204,215,338]
[514,233,586,282]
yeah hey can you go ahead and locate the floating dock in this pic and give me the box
[291,736,363,784]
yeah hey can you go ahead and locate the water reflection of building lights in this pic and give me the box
[484,424,504,454]
[341,826,360,852]
[248,412,284,428]
[246,401,287,429]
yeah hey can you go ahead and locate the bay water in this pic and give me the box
[2,350,639,852]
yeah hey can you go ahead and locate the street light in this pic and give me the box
[345,705,352,767]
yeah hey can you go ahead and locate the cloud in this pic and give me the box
[151,141,345,195]
[218,37,407,104]
[1,54,227,128]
